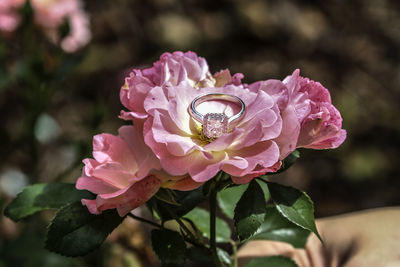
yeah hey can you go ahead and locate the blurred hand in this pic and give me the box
[238,207,400,267]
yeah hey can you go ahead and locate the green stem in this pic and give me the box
[231,240,238,267]
[209,182,222,267]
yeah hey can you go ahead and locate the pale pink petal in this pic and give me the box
[92,133,138,172]
[256,79,289,110]
[151,110,198,156]
[223,141,279,177]
[118,125,161,177]
[144,86,169,115]
[92,163,134,189]
[96,176,161,216]
[229,123,264,150]
[82,158,100,177]
[237,90,275,126]
[76,176,117,194]
[120,73,154,117]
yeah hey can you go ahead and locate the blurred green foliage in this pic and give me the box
[1,0,400,266]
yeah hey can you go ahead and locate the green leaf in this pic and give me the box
[267,182,321,241]
[217,184,248,219]
[4,183,94,221]
[245,256,298,267]
[45,202,124,257]
[184,207,231,243]
[151,229,186,267]
[218,181,269,219]
[148,186,206,222]
[234,180,267,240]
[249,206,310,248]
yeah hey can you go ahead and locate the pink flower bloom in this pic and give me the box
[120,52,345,186]
[76,125,163,216]
[0,0,25,33]
[283,70,346,149]
[31,0,91,52]
[120,51,244,128]
[254,69,346,157]
[120,52,283,184]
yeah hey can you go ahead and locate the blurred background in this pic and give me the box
[1,0,400,266]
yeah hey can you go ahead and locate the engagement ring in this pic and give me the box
[188,93,245,139]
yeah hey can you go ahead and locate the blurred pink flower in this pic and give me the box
[0,0,91,52]
[0,0,25,33]
[0,13,20,33]
[120,52,282,184]
[31,0,91,52]
[76,125,163,216]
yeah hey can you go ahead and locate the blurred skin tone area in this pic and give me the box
[238,207,400,267]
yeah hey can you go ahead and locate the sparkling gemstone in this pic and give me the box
[203,113,228,139]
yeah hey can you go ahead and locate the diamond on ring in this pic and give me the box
[203,113,228,139]
[188,93,245,139]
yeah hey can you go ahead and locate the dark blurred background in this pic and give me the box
[1,0,400,266]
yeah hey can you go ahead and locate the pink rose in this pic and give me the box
[120,51,243,127]
[120,52,288,184]
[76,125,163,216]
[283,69,346,149]
[31,0,91,52]
[119,52,345,187]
